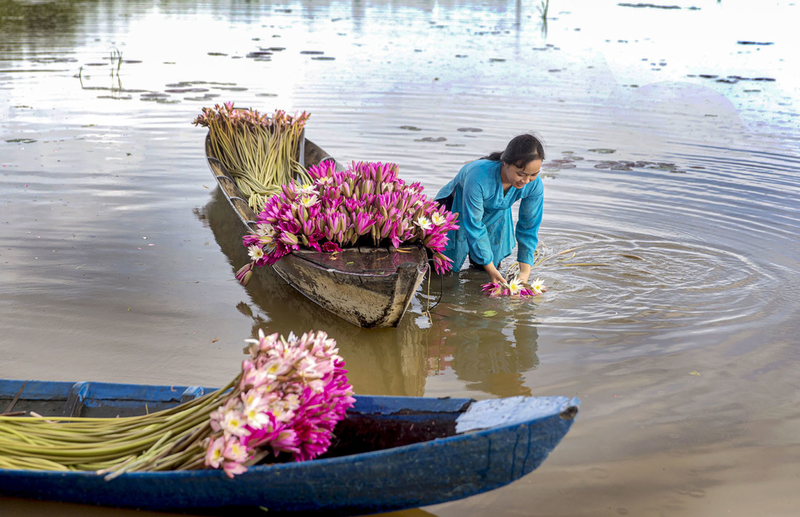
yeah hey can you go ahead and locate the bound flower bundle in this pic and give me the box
[482,276,547,298]
[0,331,353,480]
[193,103,311,211]
[236,160,459,283]
[205,330,355,477]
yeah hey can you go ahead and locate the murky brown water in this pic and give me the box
[2,0,799,515]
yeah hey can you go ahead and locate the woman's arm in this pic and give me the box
[517,262,532,284]
[484,262,506,285]
[516,180,544,269]
[462,177,495,268]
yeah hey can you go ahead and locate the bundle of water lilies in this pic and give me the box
[0,330,355,479]
[193,102,310,211]
[482,276,547,298]
[235,160,460,284]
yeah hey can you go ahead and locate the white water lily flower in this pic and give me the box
[299,194,319,207]
[248,245,265,261]
[415,216,433,231]
[256,223,273,236]
[431,211,447,226]
[506,277,523,295]
[296,182,318,195]
[531,277,547,294]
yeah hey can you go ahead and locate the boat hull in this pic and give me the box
[204,134,429,329]
[0,378,579,514]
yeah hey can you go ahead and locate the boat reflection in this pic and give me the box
[198,187,428,397]
[199,187,540,400]
[424,273,540,398]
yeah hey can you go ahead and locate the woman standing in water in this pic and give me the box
[435,134,545,285]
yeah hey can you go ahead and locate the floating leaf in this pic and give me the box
[689,371,701,376]
[482,310,498,317]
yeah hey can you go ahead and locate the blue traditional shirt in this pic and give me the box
[435,159,543,271]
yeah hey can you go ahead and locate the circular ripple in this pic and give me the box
[528,230,780,332]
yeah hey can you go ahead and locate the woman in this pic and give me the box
[435,133,545,285]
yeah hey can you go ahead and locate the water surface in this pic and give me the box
[1,0,799,515]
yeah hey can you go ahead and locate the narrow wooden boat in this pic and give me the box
[0,378,578,515]
[204,134,429,329]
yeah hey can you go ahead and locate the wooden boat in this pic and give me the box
[204,134,429,329]
[0,378,579,515]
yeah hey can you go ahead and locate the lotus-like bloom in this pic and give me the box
[222,460,248,479]
[241,161,458,273]
[296,182,317,195]
[431,211,447,226]
[321,241,342,253]
[415,215,433,232]
[223,437,250,463]
[481,275,543,297]
[506,277,523,295]
[235,262,253,286]
[221,409,251,438]
[247,245,264,262]
[299,194,319,208]
[531,277,547,294]
[205,436,226,469]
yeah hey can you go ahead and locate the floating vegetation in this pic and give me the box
[208,52,228,56]
[588,148,616,154]
[543,159,578,172]
[690,74,776,83]
[737,41,773,46]
[300,51,324,55]
[311,56,335,61]
[6,139,36,144]
[400,126,423,131]
[618,3,699,9]
[185,94,221,101]
[594,160,685,173]
[246,51,272,59]
[489,58,506,62]
[456,127,483,133]
[415,137,447,142]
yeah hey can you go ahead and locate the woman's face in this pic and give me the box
[505,159,542,189]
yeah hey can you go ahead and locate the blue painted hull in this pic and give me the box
[0,379,578,514]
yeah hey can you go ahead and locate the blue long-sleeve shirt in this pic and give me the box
[435,159,543,271]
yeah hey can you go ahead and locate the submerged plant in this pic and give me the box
[239,160,460,277]
[193,103,310,211]
[0,331,354,479]
[537,0,550,21]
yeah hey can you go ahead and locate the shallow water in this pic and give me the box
[1,0,799,515]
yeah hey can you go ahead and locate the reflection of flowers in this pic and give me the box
[204,330,355,478]
[238,160,460,283]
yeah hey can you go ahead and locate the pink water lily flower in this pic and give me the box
[236,161,460,278]
[205,330,355,477]
[205,436,226,469]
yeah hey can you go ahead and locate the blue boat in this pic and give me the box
[0,378,578,515]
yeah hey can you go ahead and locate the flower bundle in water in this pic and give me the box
[0,331,353,480]
[237,160,460,280]
[482,276,547,298]
[193,102,311,211]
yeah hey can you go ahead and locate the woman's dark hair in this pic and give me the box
[484,133,546,167]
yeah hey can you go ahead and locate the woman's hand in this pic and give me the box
[517,262,532,284]
[484,263,506,285]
